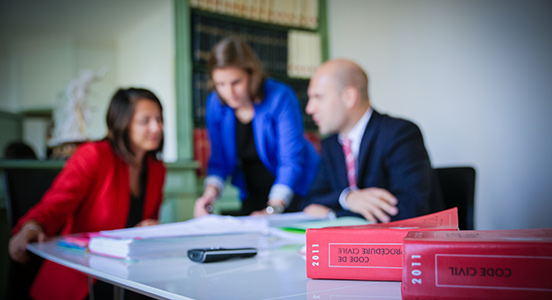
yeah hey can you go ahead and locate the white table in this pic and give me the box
[28,233,402,300]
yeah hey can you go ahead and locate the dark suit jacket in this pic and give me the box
[301,110,443,221]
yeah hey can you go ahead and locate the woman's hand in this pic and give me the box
[250,209,269,216]
[250,199,286,216]
[135,219,160,227]
[9,221,46,264]
[303,204,332,216]
[194,185,218,217]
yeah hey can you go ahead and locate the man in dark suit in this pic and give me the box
[301,59,443,222]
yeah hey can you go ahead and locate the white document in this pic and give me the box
[99,212,325,239]
[89,213,326,259]
[99,215,269,239]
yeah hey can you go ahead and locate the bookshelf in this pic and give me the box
[175,0,328,199]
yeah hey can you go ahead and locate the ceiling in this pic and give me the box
[0,0,170,42]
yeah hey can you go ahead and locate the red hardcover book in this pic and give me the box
[402,228,552,300]
[304,131,321,153]
[306,208,459,281]
[193,128,210,176]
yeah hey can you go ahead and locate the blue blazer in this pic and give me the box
[301,110,443,221]
[206,79,320,200]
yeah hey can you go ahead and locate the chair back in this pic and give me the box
[3,167,60,300]
[4,168,60,230]
[434,167,476,230]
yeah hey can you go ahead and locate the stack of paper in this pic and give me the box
[87,214,324,259]
[88,215,267,259]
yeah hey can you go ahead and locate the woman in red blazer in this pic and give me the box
[8,88,166,300]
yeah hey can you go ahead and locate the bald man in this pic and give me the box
[301,59,443,222]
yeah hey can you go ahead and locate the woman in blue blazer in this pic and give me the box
[194,36,319,216]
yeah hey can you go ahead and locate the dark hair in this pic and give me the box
[207,35,267,102]
[105,88,164,164]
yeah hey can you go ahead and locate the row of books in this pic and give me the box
[306,208,552,299]
[191,13,322,79]
[287,30,321,79]
[191,13,289,76]
[190,0,319,29]
[192,127,321,177]
[192,71,209,127]
[191,69,316,128]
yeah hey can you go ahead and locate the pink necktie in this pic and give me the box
[342,137,357,188]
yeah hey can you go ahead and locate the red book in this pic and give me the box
[306,208,459,281]
[402,228,552,300]
[193,128,210,176]
[304,131,321,153]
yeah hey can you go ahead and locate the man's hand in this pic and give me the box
[346,187,398,223]
[250,209,269,216]
[303,204,332,216]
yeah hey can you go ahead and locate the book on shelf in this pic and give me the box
[287,30,321,78]
[192,71,209,126]
[305,208,459,281]
[300,0,319,29]
[193,127,210,176]
[304,131,320,151]
[191,13,289,76]
[219,0,232,15]
[402,228,552,300]
[247,0,261,21]
[258,0,270,22]
[191,0,319,29]
[269,0,296,26]
[290,0,303,27]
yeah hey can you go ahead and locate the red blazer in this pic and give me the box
[13,141,166,300]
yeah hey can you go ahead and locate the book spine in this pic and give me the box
[306,229,405,281]
[304,131,320,152]
[192,72,203,126]
[193,128,211,176]
[402,239,552,300]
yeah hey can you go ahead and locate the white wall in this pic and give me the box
[0,1,176,161]
[327,0,552,230]
[117,0,177,161]
[74,42,119,141]
[3,34,75,111]
[0,34,120,152]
